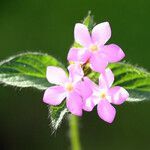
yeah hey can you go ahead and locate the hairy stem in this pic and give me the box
[69,114,81,150]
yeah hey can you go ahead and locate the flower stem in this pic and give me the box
[69,114,81,150]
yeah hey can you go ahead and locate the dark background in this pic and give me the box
[0,0,150,150]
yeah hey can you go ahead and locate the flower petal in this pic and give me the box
[102,44,125,62]
[67,48,90,64]
[46,66,68,85]
[92,22,111,45]
[43,86,66,105]
[68,63,84,83]
[90,52,108,73]
[66,91,83,116]
[97,99,116,123]
[75,77,99,112]
[83,95,96,111]
[99,68,114,89]
[75,77,94,100]
[74,23,92,47]
[79,49,91,63]
[67,48,79,62]
[109,86,129,105]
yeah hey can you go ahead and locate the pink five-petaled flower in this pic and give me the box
[68,22,125,73]
[43,64,84,116]
[81,68,129,123]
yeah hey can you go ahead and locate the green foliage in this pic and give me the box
[48,101,68,131]
[88,62,150,102]
[0,52,64,90]
[83,11,94,31]
[110,63,150,91]
[0,52,68,130]
[111,62,150,102]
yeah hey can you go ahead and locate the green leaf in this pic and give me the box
[48,101,68,131]
[88,62,150,102]
[0,52,65,90]
[0,52,68,130]
[83,11,95,31]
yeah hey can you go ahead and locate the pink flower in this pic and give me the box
[43,64,84,116]
[80,68,129,123]
[68,22,125,73]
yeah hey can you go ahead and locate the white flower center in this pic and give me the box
[65,82,74,92]
[89,44,98,52]
[99,90,111,102]
[100,91,107,99]
[93,89,111,105]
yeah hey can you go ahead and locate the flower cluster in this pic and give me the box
[43,21,129,123]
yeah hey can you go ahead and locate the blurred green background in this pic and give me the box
[0,0,150,150]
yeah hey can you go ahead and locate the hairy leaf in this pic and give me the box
[48,101,68,131]
[88,62,150,102]
[0,52,65,90]
[0,52,68,130]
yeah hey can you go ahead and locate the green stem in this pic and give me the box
[69,114,81,150]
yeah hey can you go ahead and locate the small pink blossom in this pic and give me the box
[43,64,84,116]
[80,68,129,123]
[68,22,125,73]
